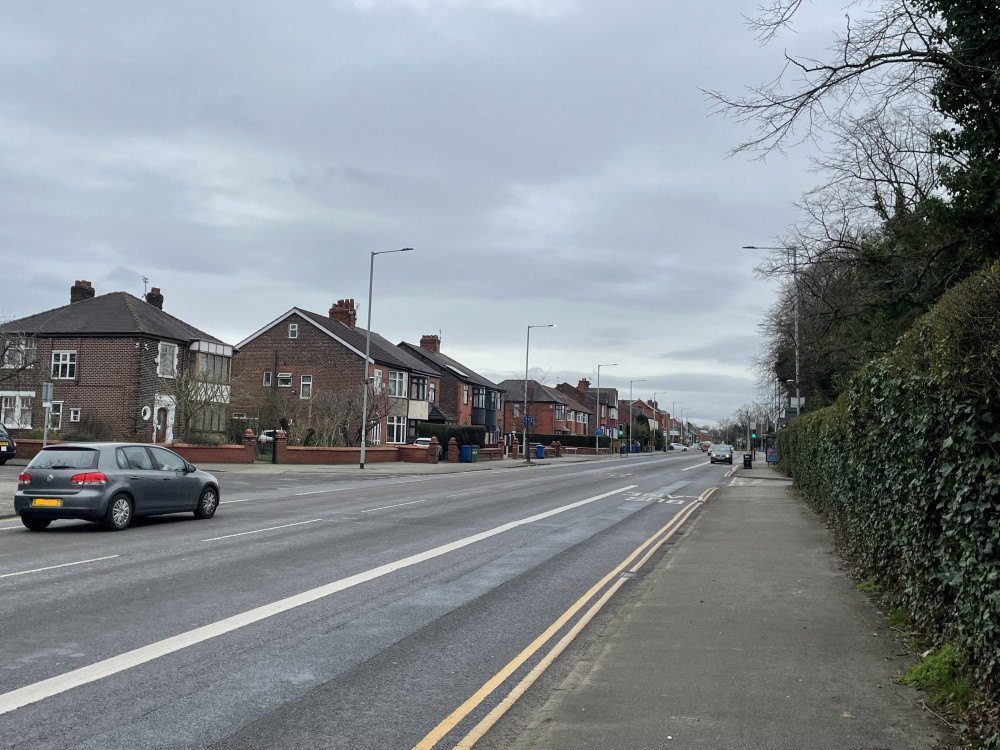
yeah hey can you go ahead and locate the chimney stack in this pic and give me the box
[70,280,95,304]
[577,378,590,392]
[145,287,164,310]
[329,299,357,328]
[420,334,441,353]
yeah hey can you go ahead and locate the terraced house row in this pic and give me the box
[0,281,640,450]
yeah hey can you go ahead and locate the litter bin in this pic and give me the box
[743,453,753,469]
[620,445,627,455]
[535,444,545,459]
[460,445,472,463]
[471,446,479,463]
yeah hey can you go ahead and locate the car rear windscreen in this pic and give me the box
[28,447,100,470]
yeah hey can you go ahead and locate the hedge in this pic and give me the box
[778,261,1000,684]
[416,423,488,447]
[526,433,613,448]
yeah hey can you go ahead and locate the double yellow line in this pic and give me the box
[412,486,716,750]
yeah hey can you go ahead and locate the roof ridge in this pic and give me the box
[120,292,148,334]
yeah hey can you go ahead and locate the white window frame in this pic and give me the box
[69,408,81,423]
[388,370,406,398]
[262,372,273,387]
[428,382,436,404]
[300,375,312,399]
[277,372,292,387]
[386,415,406,444]
[372,369,384,394]
[1,391,34,428]
[555,404,565,421]
[52,350,77,379]
[157,342,177,378]
[288,323,298,339]
[463,385,469,405]
[2,337,36,369]
[48,401,63,431]
[513,403,520,418]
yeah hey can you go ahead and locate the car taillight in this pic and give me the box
[71,472,108,486]
[18,472,31,484]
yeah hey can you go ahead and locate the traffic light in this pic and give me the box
[751,429,756,439]
[617,427,624,437]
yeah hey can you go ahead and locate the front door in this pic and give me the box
[153,395,175,444]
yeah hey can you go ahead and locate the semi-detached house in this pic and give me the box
[0,280,233,444]
[233,299,438,445]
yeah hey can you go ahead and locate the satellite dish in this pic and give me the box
[141,406,152,421]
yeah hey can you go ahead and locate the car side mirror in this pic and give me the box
[186,463,197,473]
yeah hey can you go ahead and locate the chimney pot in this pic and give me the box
[329,298,357,329]
[145,287,164,310]
[420,334,441,353]
[70,280,96,304]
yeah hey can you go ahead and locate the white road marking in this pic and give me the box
[682,462,709,471]
[202,519,323,541]
[361,499,428,513]
[0,555,120,580]
[0,484,636,716]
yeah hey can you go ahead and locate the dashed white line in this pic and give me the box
[202,519,323,541]
[361,499,428,513]
[0,555,120,580]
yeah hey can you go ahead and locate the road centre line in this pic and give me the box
[202,519,323,541]
[0,484,636,716]
[361,499,428,513]
[0,555,120,580]
[413,492,709,750]
[682,461,708,471]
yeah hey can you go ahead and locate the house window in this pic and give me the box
[490,391,501,411]
[1,392,33,428]
[388,370,406,397]
[262,372,273,387]
[473,388,486,408]
[191,352,230,383]
[577,412,585,423]
[288,323,298,339]
[371,369,384,394]
[555,404,565,420]
[2,337,36,369]
[386,416,406,444]
[69,408,81,423]
[277,372,292,387]
[51,351,77,379]
[409,376,427,401]
[513,403,520,418]
[300,375,312,399]
[192,404,226,432]
[428,383,436,404]
[463,385,469,404]
[601,404,606,418]
[157,343,177,378]
[48,402,63,431]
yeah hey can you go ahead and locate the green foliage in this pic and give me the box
[888,607,910,628]
[778,262,1000,685]
[417,423,487,447]
[857,577,880,593]
[902,644,974,711]
[525,433,611,449]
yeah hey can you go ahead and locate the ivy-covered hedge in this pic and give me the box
[416,423,488,447]
[526,433,613,448]
[778,262,1000,683]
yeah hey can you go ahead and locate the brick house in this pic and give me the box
[555,379,620,436]
[398,335,503,444]
[232,299,438,445]
[499,379,574,435]
[0,280,234,443]
[552,384,593,436]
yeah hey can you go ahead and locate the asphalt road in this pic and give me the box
[0,453,730,750]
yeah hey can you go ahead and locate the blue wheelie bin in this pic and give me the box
[535,444,545,459]
[460,445,472,463]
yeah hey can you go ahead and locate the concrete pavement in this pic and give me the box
[504,461,958,749]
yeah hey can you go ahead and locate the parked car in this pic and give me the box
[15,443,220,531]
[413,436,443,458]
[709,444,734,464]
[669,442,689,451]
[0,424,16,465]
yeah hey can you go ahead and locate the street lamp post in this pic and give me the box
[744,244,801,419]
[360,247,412,469]
[523,324,555,462]
[595,363,618,455]
[671,400,683,446]
[627,379,646,457]
[652,392,662,451]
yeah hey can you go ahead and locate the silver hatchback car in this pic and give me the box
[15,443,220,531]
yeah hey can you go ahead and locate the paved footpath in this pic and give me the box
[504,463,958,750]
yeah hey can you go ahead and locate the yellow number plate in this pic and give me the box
[31,498,62,507]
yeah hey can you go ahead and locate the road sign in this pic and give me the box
[522,416,534,428]
[595,428,604,436]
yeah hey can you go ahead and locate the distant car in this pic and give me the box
[709,444,734,464]
[413,436,443,458]
[700,441,711,452]
[15,443,220,531]
[0,424,16,465]
[669,443,689,451]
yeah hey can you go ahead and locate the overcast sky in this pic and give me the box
[0,0,842,426]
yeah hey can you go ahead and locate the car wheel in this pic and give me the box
[103,493,133,531]
[0,458,7,466]
[194,487,219,519]
[21,515,51,531]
